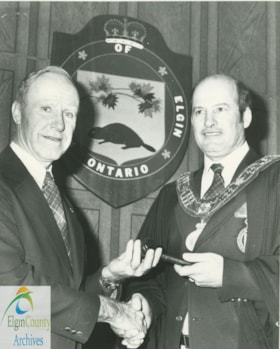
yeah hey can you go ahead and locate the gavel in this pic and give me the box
[141,238,191,266]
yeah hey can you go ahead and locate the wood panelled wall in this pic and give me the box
[0,2,279,267]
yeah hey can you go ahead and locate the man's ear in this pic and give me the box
[12,101,22,125]
[242,107,252,129]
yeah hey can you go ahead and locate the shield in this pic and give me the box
[51,15,192,207]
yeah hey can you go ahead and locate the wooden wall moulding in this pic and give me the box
[51,15,192,208]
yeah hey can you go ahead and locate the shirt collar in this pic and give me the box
[10,141,52,189]
[203,142,249,186]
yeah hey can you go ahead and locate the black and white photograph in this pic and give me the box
[0,1,279,349]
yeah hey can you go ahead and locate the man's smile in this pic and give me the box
[202,129,222,136]
[42,134,63,142]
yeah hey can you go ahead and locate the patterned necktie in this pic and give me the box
[43,172,72,264]
[203,163,225,200]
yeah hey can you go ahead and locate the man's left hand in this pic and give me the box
[174,252,224,287]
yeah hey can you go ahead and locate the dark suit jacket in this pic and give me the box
[0,146,102,349]
[125,149,280,349]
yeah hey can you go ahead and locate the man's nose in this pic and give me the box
[204,111,216,128]
[52,112,65,131]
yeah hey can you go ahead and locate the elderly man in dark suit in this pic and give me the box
[0,66,162,349]
[124,74,279,349]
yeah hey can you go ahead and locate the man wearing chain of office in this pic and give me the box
[124,74,279,349]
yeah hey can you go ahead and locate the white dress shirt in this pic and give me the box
[200,142,250,198]
[10,141,51,189]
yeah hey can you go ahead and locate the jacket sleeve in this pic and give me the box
[123,183,178,317]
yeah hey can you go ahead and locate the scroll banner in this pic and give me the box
[51,15,192,208]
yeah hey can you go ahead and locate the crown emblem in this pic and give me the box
[104,18,147,49]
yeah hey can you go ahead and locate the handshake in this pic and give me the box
[97,239,162,348]
[99,293,151,348]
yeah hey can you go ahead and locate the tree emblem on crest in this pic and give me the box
[86,74,161,117]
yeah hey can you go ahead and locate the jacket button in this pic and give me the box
[76,331,83,336]
[176,316,183,321]
[65,327,71,332]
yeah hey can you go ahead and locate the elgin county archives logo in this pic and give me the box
[0,286,50,348]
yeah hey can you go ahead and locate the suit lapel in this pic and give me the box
[192,167,203,197]
[52,161,85,287]
[62,196,85,287]
[1,147,74,278]
[195,192,246,250]
[194,149,260,250]
[232,148,260,180]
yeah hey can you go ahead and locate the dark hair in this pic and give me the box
[15,66,77,108]
[236,80,252,115]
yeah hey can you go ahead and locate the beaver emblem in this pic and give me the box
[88,123,156,153]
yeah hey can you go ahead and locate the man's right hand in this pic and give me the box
[101,239,162,282]
[98,295,147,348]
[119,293,152,348]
